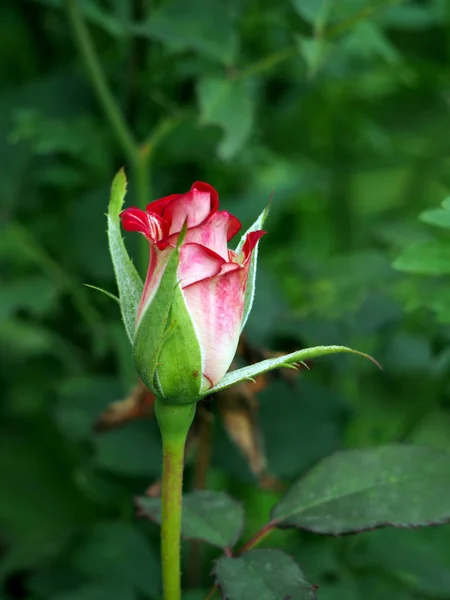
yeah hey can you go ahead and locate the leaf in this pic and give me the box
[197,77,254,160]
[419,207,450,229]
[137,490,244,549]
[49,582,137,600]
[29,0,128,38]
[297,36,330,75]
[271,445,450,534]
[235,204,270,330]
[291,0,333,30]
[72,522,160,597]
[133,0,237,65]
[291,0,366,27]
[348,528,450,598]
[0,276,58,318]
[0,423,92,578]
[204,345,380,397]
[393,240,450,275]
[107,169,143,344]
[213,549,316,600]
[94,421,162,477]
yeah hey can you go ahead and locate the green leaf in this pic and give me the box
[29,0,128,39]
[393,240,450,275]
[0,276,57,319]
[94,421,162,478]
[419,207,450,229]
[137,490,244,549]
[197,77,254,160]
[348,528,450,597]
[291,0,333,26]
[72,522,160,597]
[107,169,143,343]
[291,0,367,27]
[271,445,450,534]
[49,582,137,600]
[297,36,330,75]
[133,0,237,65]
[213,549,316,600]
[203,345,380,397]
[235,204,270,330]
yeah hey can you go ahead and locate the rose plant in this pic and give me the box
[94,170,450,600]
[102,170,394,600]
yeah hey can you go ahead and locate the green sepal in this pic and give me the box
[235,200,270,330]
[107,169,143,343]
[132,227,203,405]
[202,345,381,397]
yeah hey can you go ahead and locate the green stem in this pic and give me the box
[155,399,197,600]
[65,0,138,165]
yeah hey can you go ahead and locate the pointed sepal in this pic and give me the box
[202,345,381,397]
[235,200,270,330]
[107,169,143,343]
[132,226,203,404]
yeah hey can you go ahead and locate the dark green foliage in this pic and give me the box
[271,445,450,533]
[213,549,316,600]
[3,0,450,598]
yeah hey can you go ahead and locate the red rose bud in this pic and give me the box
[120,182,266,404]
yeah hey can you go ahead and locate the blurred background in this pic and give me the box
[3,0,450,598]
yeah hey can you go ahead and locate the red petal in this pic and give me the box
[120,207,150,236]
[242,230,266,262]
[146,194,179,216]
[120,208,169,243]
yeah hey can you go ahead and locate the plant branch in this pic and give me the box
[65,0,138,165]
[237,520,278,555]
[325,0,406,39]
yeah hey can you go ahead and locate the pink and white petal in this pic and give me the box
[166,211,241,260]
[136,245,173,323]
[164,182,219,235]
[182,265,249,389]
[178,243,225,288]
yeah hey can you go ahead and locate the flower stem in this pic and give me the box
[155,399,197,600]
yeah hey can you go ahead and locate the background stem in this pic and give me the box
[66,0,138,165]
[155,400,197,600]
[134,150,152,272]
[66,0,152,274]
